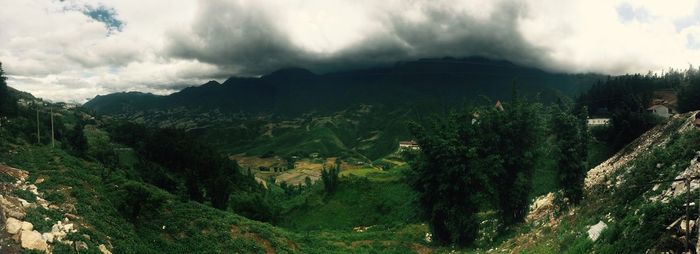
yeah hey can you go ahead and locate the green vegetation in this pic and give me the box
[407,95,545,246]
[321,162,340,194]
[0,62,17,117]
[551,105,589,204]
[678,68,700,112]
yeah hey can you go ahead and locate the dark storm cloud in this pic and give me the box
[165,0,310,75]
[165,0,549,76]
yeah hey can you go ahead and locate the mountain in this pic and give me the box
[84,57,603,159]
[86,57,601,115]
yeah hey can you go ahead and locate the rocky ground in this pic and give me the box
[0,164,112,254]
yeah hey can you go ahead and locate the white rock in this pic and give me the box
[20,230,48,251]
[64,223,73,231]
[42,232,54,243]
[17,198,30,207]
[99,244,113,254]
[6,217,22,234]
[587,221,607,241]
[681,220,695,234]
[27,185,39,196]
[20,221,33,232]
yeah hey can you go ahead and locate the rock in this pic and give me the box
[63,223,74,231]
[17,198,30,207]
[20,230,48,251]
[27,185,39,196]
[20,221,33,232]
[42,232,54,243]
[6,217,22,234]
[82,234,91,241]
[588,221,607,241]
[1,195,26,219]
[64,213,79,220]
[98,244,112,254]
[34,178,44,184]
[74,241,89,251]
[681,220,695,234]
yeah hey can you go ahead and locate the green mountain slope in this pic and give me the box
[84,57,603,160]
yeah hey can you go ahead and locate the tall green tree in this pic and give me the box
[678,75,700,112]
[407,112,491,246]
[551,106,589,204]
[67,120,88,156]
[477,96,543,225]
[321,161,340,194]
[0,62,16,117]
[407,97,543,245]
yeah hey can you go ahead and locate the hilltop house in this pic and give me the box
[587,118,611,127]
[399,140,420,151]
[647,104,673,118]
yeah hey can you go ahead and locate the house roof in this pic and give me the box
[647,104,668,110]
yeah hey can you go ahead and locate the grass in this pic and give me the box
[279,174,418,231]
[1,138,433,253]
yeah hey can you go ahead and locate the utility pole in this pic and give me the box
[686,178,691,252]
[50,106,54,148]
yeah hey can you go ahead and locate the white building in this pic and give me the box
[647,105,672,118]
[587,118,610,127]
[399,140,420,151]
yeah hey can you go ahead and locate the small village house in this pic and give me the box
[399,140,420,151]
[647,104,673,118]
[587,118,610,127]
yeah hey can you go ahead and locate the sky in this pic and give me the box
[2,0,700,102]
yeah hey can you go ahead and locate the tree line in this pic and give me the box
[406,94,589,246]
[109,122,252,209]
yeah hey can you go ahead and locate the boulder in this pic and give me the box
[680,220,695,234]
[587,221,607,241]
[99,244,112,254]
[42,232,54,243]
[1,195,26,219]
[6,217,22,234]
[20,221,33,232]
[74,241,89,251]
[20,230,48,251]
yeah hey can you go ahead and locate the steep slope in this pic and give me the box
[494,112,700,253]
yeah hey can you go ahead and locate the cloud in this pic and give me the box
[2,0,700,102]
[165,0,548,75]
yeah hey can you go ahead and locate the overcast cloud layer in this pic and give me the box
[1,0,700,102]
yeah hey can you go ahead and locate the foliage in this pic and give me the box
[0,62,17,117]
[321,162,340,194]
[406,95,544,246]
[576,74,671,150]
[66,120,88,156]
[551,105,589,204]
[678,71,700,112]
[109,122,247,209]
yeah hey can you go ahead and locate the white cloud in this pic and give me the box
[1,0,700,102]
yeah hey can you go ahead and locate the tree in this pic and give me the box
[321,162,340,194]
[678,75,700,112]
[551,106,589,204]
[0,62,16,117]
[67,120,88,156]
[407,111,493,246]
[407,97,544,246]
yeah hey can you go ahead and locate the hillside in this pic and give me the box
[489,111,700,253]
[0,105,435,253]
[84,57,602,160]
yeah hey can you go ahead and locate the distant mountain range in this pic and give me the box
[84,57,604,159]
